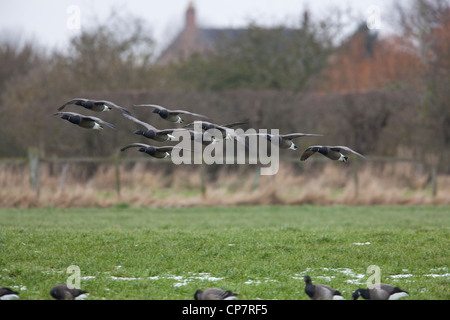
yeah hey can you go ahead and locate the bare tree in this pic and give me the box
[394,0,450,169]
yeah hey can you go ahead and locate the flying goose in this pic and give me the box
[133,104,209,123]
[54,112,116,130]
[188,129,219,146]
[122,113,184,142]
[184,120,248,137]
[188,121,248,148]
[300,145,367,162]
[247,132,323,150]
[0,287,20,300]
[185,120,249,146]
[194,288,238,300]
[120,143,188,159]
[50,284,88,300]
[184,120,248,128]
[58,98,130,114]
[304,275,345,300]
[352,284,409,300]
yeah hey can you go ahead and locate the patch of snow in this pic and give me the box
[352,242,371,246]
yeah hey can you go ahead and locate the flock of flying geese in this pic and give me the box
[53,98,368,163]
[0,275,409,300]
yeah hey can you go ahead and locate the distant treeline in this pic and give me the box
[0,0,448,173]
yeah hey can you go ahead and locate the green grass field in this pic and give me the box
[0,205,448,300]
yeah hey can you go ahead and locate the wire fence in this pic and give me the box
[0,147,440,203]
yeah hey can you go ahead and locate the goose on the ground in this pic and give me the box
[0,287,20,300]
[133,104,208,123]
[352,284,409,300]
[120,143,187,159]
[194,288,238,300]
[122,113,183,142]
[50,284,88,300]
[304,275,345,300]
[58,98,130,114]
[54,112,116,130]
[300,145,366,162]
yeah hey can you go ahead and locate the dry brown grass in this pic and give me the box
[1,160,448,208]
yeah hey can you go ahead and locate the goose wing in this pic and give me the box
[157,128,186,135]
[57,98,88,111]
[281,132,324,140]
[156,145,193,153]
[122,113,157,131]
[170,109,209,119]
[219,120,248,128]
[54,111,84,117]
[133,104,165,111]
[97,100,131,114]
[83,115,116,130]
[120,143,151,152]
[330,146,367,159]
[300,146,319,161]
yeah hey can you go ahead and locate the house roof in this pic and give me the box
[156,3,245,64]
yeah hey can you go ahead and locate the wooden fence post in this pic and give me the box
[253,167,260,190]
[59,164,68,192]
[114,152,121,198]
[28,147,40,198]
[431,165,437,198]
[200,164,206,197]
[352,158,359,199]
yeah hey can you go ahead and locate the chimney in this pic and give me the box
[185,2,196,30]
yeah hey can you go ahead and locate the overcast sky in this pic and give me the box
[0,0,405,53]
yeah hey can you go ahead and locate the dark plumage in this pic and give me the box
[50,284,88,300]
[194,288,238,300]
[352,284,409,300]
[133,104,209,123]
[54,112,116,130]
[122,113,184,142]
[304,275,345,300]
[120,143,187,159]
[58,98,130,114]
[0,287,20,300]
[300,145,367,162]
